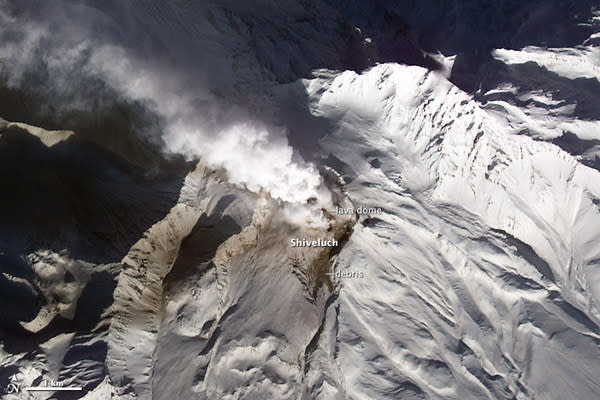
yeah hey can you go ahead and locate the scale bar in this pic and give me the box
[25,387,83,392]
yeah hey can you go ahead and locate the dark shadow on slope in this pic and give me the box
[56,337,109,400]
[467,60,600,122]
[0,258,42,328]
[451,57,600,167]
[491,228,555,283]
[163,195,242,294]
[549,295,600,337]
[323,0,595,71]
[0,127,185,264]
[460,56,600,169]
[0,123,185,361]
[318,1,600,173]
[273,82,338,163]
[0,83,186,174]
[0,269,117,377]
[72,271,117,332]
[551,132,600,170]
[552,131,600,156]
[0,267,117,354]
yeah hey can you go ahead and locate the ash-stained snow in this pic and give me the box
[1,1,600,400]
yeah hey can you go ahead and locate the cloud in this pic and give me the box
[0,0,330,205]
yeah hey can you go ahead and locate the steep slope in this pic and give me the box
[96,163,355,399]
[105,164,256,399]
[453,10,600,169]
[1,2,600,400]
[299,64,600,399]
[0,118,182,398]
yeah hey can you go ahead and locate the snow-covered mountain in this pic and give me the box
[1,1,600,399]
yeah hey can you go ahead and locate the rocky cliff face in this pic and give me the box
[1,1,599,399]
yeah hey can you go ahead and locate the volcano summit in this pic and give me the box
[1,1,600,399]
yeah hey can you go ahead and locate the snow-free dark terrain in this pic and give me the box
[1,1,600,399]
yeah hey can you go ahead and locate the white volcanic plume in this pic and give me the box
[85,44,327,204]
[0,1,328,204]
